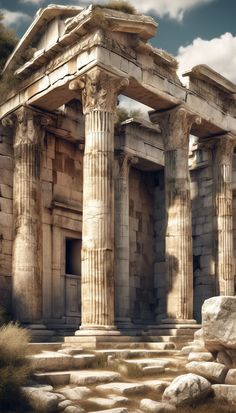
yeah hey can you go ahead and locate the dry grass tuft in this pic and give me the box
[97,0,137,15]
[0,323,31,410]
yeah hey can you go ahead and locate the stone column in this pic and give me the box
[213,134,236,296]
[115,151,137,328]
[152,105,201,323]
[70,69,128,332]
[12,107,43,324]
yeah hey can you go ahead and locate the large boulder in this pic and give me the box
[202,296,236,351]
[186,361,228,383]
[162,374,211,406]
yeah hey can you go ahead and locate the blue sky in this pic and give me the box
[1,0,236,110]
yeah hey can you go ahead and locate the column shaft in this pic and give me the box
[214,135,235,296]
[115,152,137,326]
[81,110,115,328]
[13,108,42,323]
[165,146,193,319]
[152,106,201,322]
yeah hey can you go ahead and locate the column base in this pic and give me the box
[115,317,135,330]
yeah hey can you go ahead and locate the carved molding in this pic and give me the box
[155,105,201,150]
[70,68,129,114]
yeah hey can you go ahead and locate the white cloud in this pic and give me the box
[1,9,31,27]
[80,0,214,21]
[176,32,236,84]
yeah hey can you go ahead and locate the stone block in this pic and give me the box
[162,374,211,406]
[186,361,228,383]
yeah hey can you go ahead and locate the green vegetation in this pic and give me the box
[0,12,18,72]
[97,0,137,15]
[0,323,30,411]
[116,107,143,126]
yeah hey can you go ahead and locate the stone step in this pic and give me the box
[27,342,63,354]
[95,342,176,350]
[34,369,121,387]
[94,349,179,359]
[29,351,96,372]
[96,382,148,396]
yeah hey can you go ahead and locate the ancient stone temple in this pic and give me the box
[0,4,236,343]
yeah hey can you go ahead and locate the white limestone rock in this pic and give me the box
[202,296,236,351]
[96,382,148,396]
[22,388,60,412]
[63,406,85,413]
[58,399,73,411]
[90,409,128,413]
[212,384,236,404]
[217,350,233,368]
[162,373,211,406]
[59,386,92,400]
[186,361,228,383]
[70,370,121,385]
[140,398,176,413]
[188,352,214,362]
[225,369,236,385]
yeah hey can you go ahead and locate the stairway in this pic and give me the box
[24,339,191,413]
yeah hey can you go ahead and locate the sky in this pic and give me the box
[0,0,236,112]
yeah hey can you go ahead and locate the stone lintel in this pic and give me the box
[184,64,236,95]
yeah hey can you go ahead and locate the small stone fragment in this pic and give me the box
[225,369,236,384]
[188,352,214,362]
[140,398,176,413]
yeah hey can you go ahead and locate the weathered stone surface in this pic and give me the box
[225,369,236,385]
[140,399,176,413]
[186,361,228,383]
[58,399,73,411]
[202,296,236,351]
[88,397,121,409]
[70,370,121,385]
[162,373,211,406]
[188,352,214,362]
[96,382,148,396]
[90,409,128,413]
[217,350,233,368]
[142,380,170,394]
[212,384,236,404]
[63,406,85,413]
[22,388,60,412]
[59,386,92,400]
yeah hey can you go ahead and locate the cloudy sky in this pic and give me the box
[0,0,236,111]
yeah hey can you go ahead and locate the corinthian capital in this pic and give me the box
[70,68,129,114]
[214,133,236,165]
[12,106,53,147]
[151,105,201,150]
[117,151,138,179]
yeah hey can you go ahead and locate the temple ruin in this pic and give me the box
[0,4,236,344]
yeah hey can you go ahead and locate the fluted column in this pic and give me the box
[13,107,43,323]
[213,134,236,296]
[70,69,128,331]
[115,151,137,328]
[152,105,201,323]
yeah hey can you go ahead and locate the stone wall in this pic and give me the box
[41,133,83,327]
[0,126,13,311]
[190,145,215,322]
[153,169,166,322]
[129,167,155,323]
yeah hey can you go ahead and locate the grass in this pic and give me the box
[97,0,137,14]
[0,323,31,411]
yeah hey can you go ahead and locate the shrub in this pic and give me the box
[0,323,30,410]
